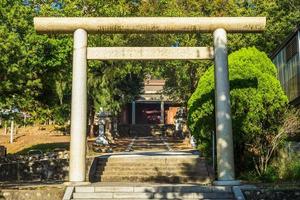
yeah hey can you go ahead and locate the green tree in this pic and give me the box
[0,0,144,127]
[1,0,300,129]
[131,0,300,103]
[0,1,42,117]
[188,47,288,173]
[0,0,76,124]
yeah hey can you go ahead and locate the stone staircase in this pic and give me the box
[63,149,236,199]
[129,136,170,152]
[89,152,211,184]
[64,184,234,200]
[118,124,175,137]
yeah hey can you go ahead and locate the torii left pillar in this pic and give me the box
[69,29,88,182]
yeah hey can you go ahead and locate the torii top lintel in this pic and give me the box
[34,17,266,34]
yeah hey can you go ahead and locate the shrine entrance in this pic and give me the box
[34,17,266,185]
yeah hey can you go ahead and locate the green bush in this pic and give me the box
[278,154,300,181]
[240,154,300,182]
[239,166,278,182]
[188,47,288,172]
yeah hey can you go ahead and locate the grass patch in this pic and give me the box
[15,142,69,155]
[239,154,300,183]
[277,155,300,181]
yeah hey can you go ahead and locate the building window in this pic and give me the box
[285,35,298,61]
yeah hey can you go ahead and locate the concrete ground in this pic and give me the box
[89,135,194,154]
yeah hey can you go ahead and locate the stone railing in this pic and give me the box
[0,151,69,182]
[0,146,6,157]
[0,153,96,183]
[0,158,69,182]
[0,151,69,164]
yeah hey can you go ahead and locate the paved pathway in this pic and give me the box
[89,136,195,156]
[120,136,193,152]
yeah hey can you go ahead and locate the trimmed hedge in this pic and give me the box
[188,47,288,171]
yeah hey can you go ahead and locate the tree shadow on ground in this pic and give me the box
[142,183,233,200]
[15,142,69,155]
[88,156,107,183]
[141,157,234,199]
[88,150,213,184]
[143,155,212,184]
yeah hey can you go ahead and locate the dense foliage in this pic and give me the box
[0,0,299,131]
[188,47,288,172]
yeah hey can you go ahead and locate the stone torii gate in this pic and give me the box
[34,17,266,185]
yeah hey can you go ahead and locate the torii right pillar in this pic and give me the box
[213,28,240,185]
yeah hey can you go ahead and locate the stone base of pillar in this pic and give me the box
[213,180,241,186]
[63,181,91,186]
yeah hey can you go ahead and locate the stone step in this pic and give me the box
[97,161,206,167]
[99,164,206,168]
[72,199,234,200]
[130,146,168,149]
[99,171,208,176]
[69,185,234,200]
[75,186,232,193]
[132,142,167,145]
[97,163,206,170]
[98,167,207,173]
[90,153,210,184]
[97,175,210,183]
[131,140,183,143]
[72,192,234,199]
[97,160,206,166]
[97,164,207,170]
[72,199,233,200]
[97,157,202,163]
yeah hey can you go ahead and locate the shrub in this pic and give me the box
[279,157,300,181]
[188,47,288,174]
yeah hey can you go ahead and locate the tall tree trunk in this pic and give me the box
[10,120,14,143]
[4,121,7,135]
[87,98,96,138]
[189,65,197,95]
